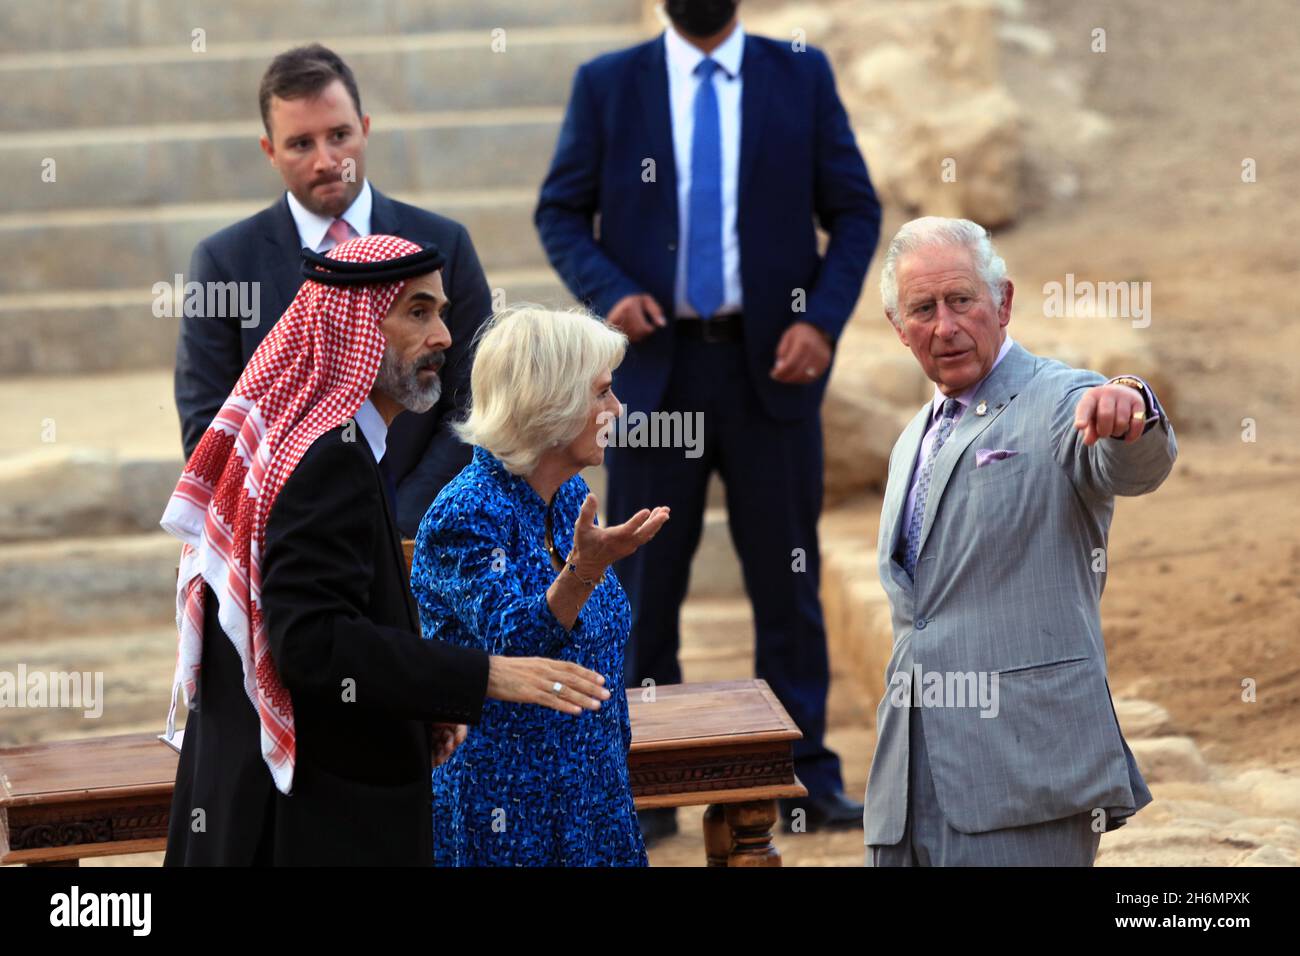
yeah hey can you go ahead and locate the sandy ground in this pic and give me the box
[989,0,1300,771]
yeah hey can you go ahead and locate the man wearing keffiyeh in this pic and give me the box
[161,234,612,866]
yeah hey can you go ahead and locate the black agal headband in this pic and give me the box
[301,243,446,286]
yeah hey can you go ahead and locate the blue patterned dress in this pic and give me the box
[410,445,647,866]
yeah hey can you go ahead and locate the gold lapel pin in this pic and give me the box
[975,400,988,416]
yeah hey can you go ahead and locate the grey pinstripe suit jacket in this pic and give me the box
[863,342,1177,845]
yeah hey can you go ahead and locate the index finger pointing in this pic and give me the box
[1074,389,1097,430]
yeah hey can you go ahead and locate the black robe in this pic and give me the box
[164,425,489,865]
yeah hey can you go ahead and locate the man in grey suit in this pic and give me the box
[863,217,1177,866]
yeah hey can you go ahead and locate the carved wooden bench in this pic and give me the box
[1,678,805,867]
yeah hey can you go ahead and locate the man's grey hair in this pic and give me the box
[880,216,1008,325]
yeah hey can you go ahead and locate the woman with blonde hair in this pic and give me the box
[410,304,669,866]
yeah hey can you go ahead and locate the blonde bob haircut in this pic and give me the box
[454,304,628,475]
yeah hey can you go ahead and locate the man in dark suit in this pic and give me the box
[163,237,612,865]
[173,44,491,535]
[535,0,882,838]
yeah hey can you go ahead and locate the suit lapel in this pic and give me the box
[369,186,403,237]
[915,343,1039,559]
[737,36,770,202]
[264,195,306,318]
[637,35,679,225]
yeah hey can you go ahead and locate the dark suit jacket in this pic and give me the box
[173,187,492,535]
[535,32,881,422]
[164,426,490,866]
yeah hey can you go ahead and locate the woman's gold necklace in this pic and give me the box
[543,500,564,573]
[544,496,603,587]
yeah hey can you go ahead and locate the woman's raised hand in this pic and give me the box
[570,493,670,578]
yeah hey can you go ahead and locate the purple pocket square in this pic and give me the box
[975,448,1020,468]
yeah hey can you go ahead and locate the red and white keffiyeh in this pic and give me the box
[161,234,423,794]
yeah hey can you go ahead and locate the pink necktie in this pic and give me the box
[325,218,354,250]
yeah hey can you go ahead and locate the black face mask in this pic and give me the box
[665,0,738,39]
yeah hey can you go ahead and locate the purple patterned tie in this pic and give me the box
[903,398,962,577]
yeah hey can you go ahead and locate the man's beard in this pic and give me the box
[296,172,361,218]
[375,345,443,414]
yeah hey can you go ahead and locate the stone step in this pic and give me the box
[0,518,748,640]
[818,498,892,718]
[0,0,646,56]
[1,26,641,132]
[1,188,550,294]
[0,268,573,377]
[0,448,181,543]
[2,108,563,213]
[678,597,755,684]
[0,368,715,509]
[0,624,178,747]
[1129,736,1214,785]
[0,487,743,639]
[1113,697,1175,739]
[0,532,182,642]
[0,370,184,459]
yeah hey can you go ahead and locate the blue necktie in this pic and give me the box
[903,399,962,578]
[687,58,724,319]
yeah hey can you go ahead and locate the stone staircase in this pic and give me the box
[0,0,779,748]
[0,11,654,377]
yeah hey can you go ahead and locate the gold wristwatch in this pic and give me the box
[1109,376,1154,421]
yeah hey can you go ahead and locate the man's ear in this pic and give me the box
[998,279,1015,327]
[889,313,909,347]
[361,113,371,138]
[259,134,276,167]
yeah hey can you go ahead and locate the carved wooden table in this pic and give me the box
[1,678,805,867]
[628,678,806,866]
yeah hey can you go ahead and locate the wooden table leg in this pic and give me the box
[702,804,731,867]
[724,800,781,867]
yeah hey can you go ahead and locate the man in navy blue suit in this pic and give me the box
[536,0,881,840]
[174,44,492,536]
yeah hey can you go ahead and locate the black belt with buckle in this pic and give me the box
[674,313,743,343]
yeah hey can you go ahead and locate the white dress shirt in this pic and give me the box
[352,396,388,465]
[286,178,373,252]
[665,22,744,317]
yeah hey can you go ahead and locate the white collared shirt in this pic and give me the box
[353,396,388,464]
[664,22,744,317]
[286,178,373,252]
